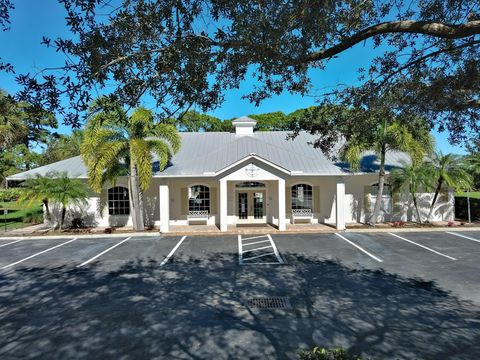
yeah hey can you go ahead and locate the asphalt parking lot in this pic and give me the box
[1,230,480,359]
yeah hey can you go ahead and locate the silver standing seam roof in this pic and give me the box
[7,130,410,180]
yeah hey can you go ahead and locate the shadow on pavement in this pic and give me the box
[0,255,479,359]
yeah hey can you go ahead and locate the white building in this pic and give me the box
[7,117,454,231]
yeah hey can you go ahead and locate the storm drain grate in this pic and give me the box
[247,297,292,309]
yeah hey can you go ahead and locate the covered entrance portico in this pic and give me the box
[159,155,347,233]
[218,158,287,231]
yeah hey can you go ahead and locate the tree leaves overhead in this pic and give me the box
[16,0,230,127]
[9,0,480,146]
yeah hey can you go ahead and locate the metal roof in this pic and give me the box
[7,131,411,180]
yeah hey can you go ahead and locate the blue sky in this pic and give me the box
[0,0,465,154]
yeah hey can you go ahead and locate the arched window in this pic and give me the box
[291,184,313,210]
[108,187,130,215]
[189,185,210,213]
[370,183,392,213]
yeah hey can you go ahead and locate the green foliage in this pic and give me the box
[22,211,44,225]
[178,111,223,132]
[0,200,43,231]
[0,89,58,185]
[390,162,434,223]
[341,117,433,171]
[17,171,89,229]
[82,101,181,193]
[427,152,473,192]
[0,188,22,201]
[298,346,363,360]
[8,0,478,149]
[17,173,53,207]
[249,111,289,131]
[40,129,84,165]
[456,191,480,199]
[0,144,43,186]
[46,172,89,209]
[465,152,480,190]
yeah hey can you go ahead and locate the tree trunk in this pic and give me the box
[42,198,51,222]
[129,162,145,231]
[426,178,443,223]
[370,145,387,226]
[59,206,66,231]
[411,187,422,224]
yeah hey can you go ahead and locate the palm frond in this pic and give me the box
[83,139,128,192]
[148,139,171,172]
[130,107,154,139]
[152,123,182,153]
[341,139,367,172]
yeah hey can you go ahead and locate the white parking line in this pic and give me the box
[242,239,270,246]
[2,238,78,269]
[0,239,23,248]
[242,245,273,253]
[446,231,480,244]
[238,235,243,265]
[238,234,284,265]
[243,252,276,261]
[160,236,187,266]
[335,233,383,262]
[241,235,269,241]
[77,237,131,267]
[267,234,284,264]
[389,233,457,261]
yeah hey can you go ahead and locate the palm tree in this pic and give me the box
[464,152,480,223]
[390,162,433,224]
[466,152,480,185]
[17,172,55,223]
[48,172,89,230]
[342,119,433,225]
[17,171,89,230]
[425,152,473,223]
[81,103,181,231]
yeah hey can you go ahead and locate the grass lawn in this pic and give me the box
[455,191,480,199]
[0,201,43,232]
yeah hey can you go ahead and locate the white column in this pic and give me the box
[219,179,228,232]
[336,178,346,231]
[278,178,286,231]
[159,182,170,233]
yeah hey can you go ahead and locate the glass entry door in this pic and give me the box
[238,192,248,220]
[237,191,266,224]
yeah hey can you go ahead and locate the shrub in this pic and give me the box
[70,217,85,229]
[392,220,406,227]
[0,188,23,202]
[447,221,455,227]
[298,347,364,360]
[23,211,44,224]
[104,227,115,234]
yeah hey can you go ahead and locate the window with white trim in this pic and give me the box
[108,186,130,215]
[370,183,393,213]
[291,184,313,210]
[188,185,210,213]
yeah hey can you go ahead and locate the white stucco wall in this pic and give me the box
[47,169,454,229]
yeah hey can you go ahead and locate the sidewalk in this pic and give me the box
[1,223,479,240]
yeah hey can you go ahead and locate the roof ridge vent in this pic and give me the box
[232,116,257,135]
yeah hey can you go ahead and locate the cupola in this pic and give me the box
[232,116,257,135]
